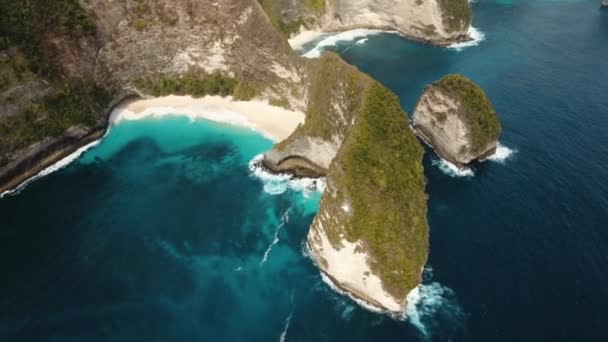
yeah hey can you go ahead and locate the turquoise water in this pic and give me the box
[2,0,608,341]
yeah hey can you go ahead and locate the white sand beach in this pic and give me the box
[111,95,305,142]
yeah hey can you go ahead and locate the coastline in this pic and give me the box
[111,95,305,143]
[0,129,105,197]
[288,26,474,54]
[1,95,305,197]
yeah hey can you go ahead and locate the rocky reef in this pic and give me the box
[260,0,473,45]
[412,74,501,166]
[264,53,428,313]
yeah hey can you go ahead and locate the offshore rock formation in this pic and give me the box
[260,0,473,45]
[412,74,501,166]
[325,0,472,45]
[1,0,430,315]
[264,53,428,313]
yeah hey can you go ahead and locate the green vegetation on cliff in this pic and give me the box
[0,0,112,168]
[278,53,428,300]
[338,82,428,300]
[0,80,110,166]
[136,71,258,100]
[0,0,95,77]
[437,0,472,33]
[435,74,501,154]
[258,0,325,37]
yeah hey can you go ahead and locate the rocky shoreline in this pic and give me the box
[0,127,105,195]
[315,24,473,47]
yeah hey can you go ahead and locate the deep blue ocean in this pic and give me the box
[1,0,607,341]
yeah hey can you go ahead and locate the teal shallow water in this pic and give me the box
[2,0,608,341]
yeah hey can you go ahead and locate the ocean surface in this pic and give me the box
[1,0,607,341]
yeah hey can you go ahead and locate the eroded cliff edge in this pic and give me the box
[263,53,428,313]
[0,0,430,315]
[412,74,501,166]
[260,0,473,45]
[0,0,308,193]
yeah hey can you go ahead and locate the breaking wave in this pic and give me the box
[0,138,103,199]
[248,154,326,196]
[432,158,475,178]
[405,269,466,339]
[448,26,486,51]
[279,311,293,342]
[319,272,393,317]
[260,207,291,265]
[355,38,368,45]
[302,29,386,58]
[487,142,516,163]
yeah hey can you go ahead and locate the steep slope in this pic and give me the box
[412,74,501,166]
[0,0,430,315]
[260,0,472,45]
[0,0,308,193]
[264,53,428,313]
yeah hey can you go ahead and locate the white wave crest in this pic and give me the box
[355,38,368,45]
[448,26,485,51]
[260,207,291,265]
[279,311,293,342]
[486,142,516,163]
[405,282,465,338]
[319,272,393,316]
[248,154,326,196]
[302,29,385,58]
[0,138,103,199]
[432,158,474,178]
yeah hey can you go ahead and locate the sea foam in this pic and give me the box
[0,138,103,199]
[448,26,486,51]
[487,142,516,163]
[405,269,465,338]
[432,158,475,178]
[279,311,293,342]
[302,29,386,58]
[260,207,291,265]
[248,154,326,196]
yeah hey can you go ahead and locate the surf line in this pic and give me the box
[260,206,291,265]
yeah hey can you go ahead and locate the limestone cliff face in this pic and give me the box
[0,0,308,193]
[1,1,431,316]
[412,74,501,166]
[264,53,429,313]
[262,0,472,45]
[83,0,308,104]
[323,0,472,44]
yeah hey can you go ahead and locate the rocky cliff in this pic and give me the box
[412,74,501,166]
[0,0,309,193]
[260,0,472,45]
[264,53,428,313]
[1,0,430,315]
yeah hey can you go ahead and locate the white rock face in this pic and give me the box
[323,0,470,44]
[413,87,496,165]
[263,136,339,176]
[307,199,404,313]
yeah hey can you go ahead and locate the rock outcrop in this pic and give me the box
[1,0,430,316]
[261,0,473,45]
[264,53,428,313]
[412,74,501,166]
[325,0,472,45]
[1,0,308,193]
